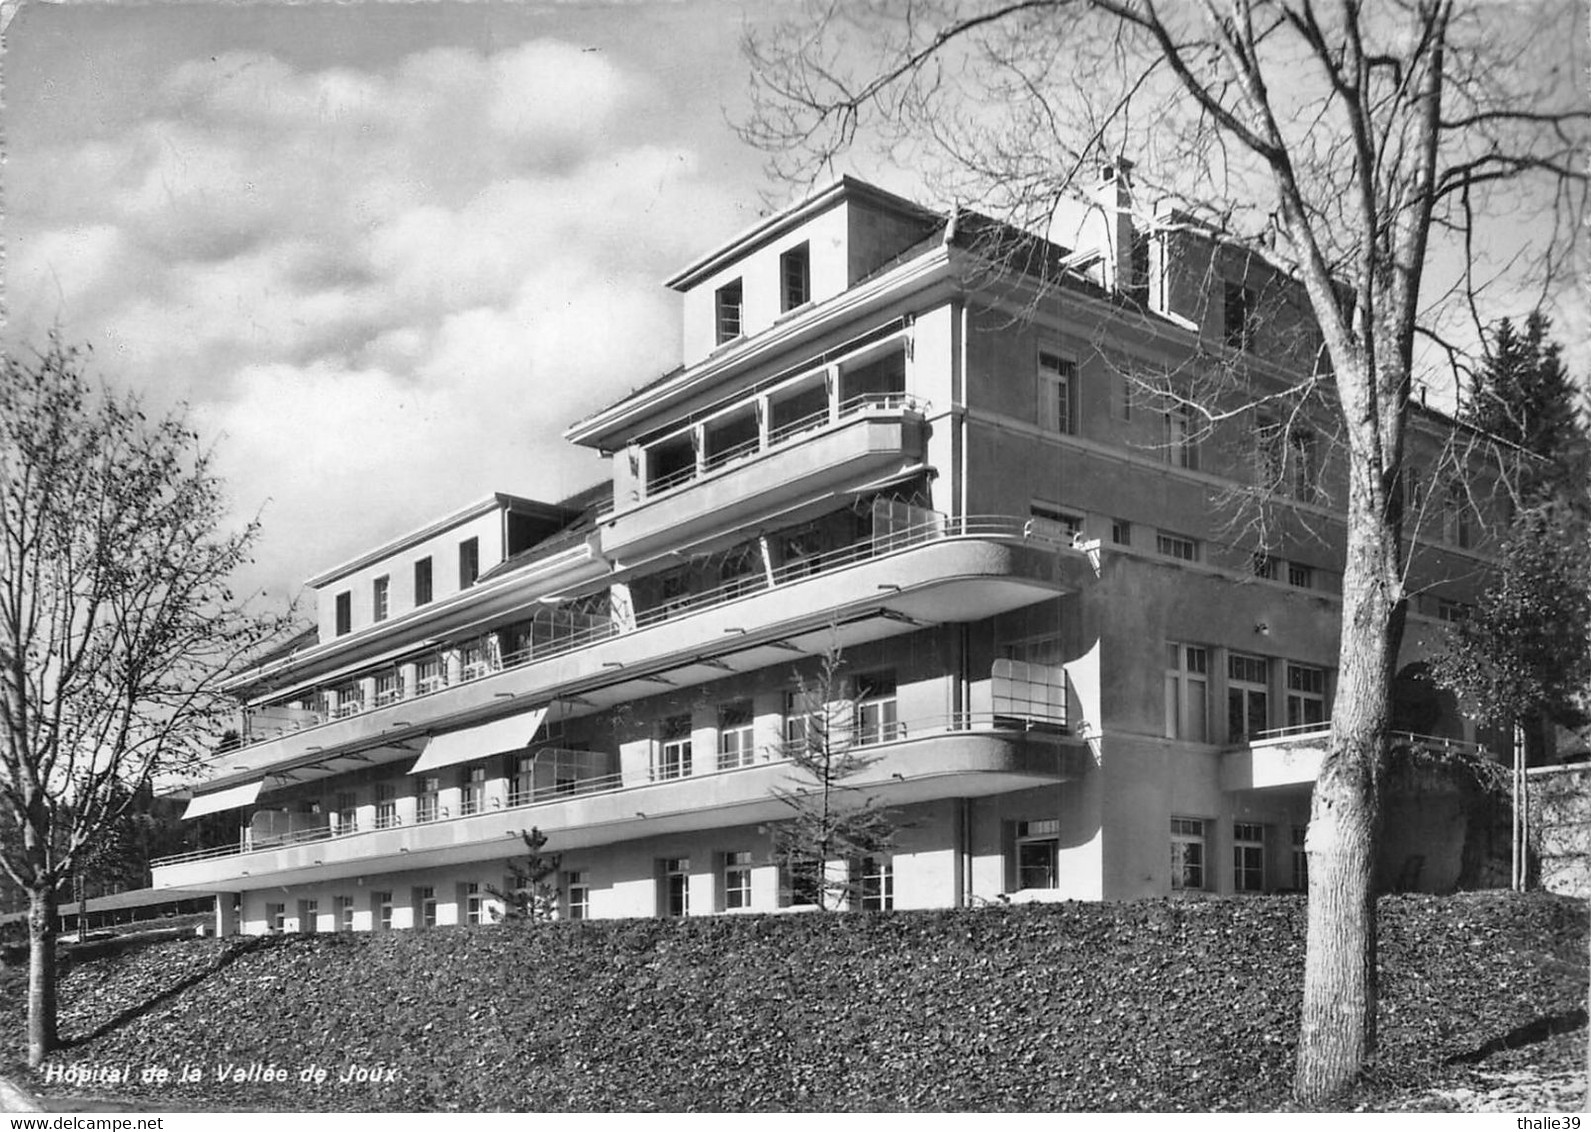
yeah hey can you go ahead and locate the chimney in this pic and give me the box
[1095,158,1136,295]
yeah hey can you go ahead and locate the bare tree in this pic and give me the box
[0,339,290,1067]
[741,0,1587,1101]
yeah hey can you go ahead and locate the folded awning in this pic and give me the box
[182,779,264,820]
[409,706,549,775]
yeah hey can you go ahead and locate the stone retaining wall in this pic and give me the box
[1527,761,1591,898]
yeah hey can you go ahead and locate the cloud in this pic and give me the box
[8,35,747,601]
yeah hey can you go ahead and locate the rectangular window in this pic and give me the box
[784,857,823,908]
[373,575,390,622]
[565,871,590,921]
[414,886,437,929]
[459,537,480,590]
[723,851,753,911]
[460,638,494,681]
[510,753,536,807]
[414,557,434,606]
[1436,598,1470,623]
[334,792,357,835]
[374,668,403,707]
[1289,430,1320,502]
[415,653,446,695]
[1224,281,1255,351]
[1444,482,1473,549]
[1292,827,1309,890]
[334,591,352,637]
[416,775,441,824]
[1287,561,1314,589]
[1251,552,1278,580]
[660,858,690,917]
[1164,643,1209,742]
[464,881,484,926]
[784,687,820,749]
[460,765,485,816]
[1164,404,1199,469]
[717,702,756,770]
[1255,412,1285,488]
[1111,519,1132,547]
[1170,817,1206,891]
[854,672,900,745]
[715,279,744,344]
[1285,664,1328,728]
[1015,819,1060,890]
[857,857,894,910]
[374,891,393,932]
[1029,503,1082,544]
[655,715,693,781]
[1155,530,1198,562]
[1234,822,1266,893]
[1038,350,1077,435]
[334,684,363,719]
[267,902,286,933]
[1228,654,1270,742]
[297,899,318,934]
[336,895,355,932]
[375,783,397,830]
[780,243,810,311]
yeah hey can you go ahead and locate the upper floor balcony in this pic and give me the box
[606,389,928,562]
[1220,723,1490,792]
[152,706,1084,892]
[208,511,1083,790]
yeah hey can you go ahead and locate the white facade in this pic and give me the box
[158,173,1507,935]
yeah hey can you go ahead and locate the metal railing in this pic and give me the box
[154,706,1069,870]
[236,512,1071,752]
[1245,722,1488,759]
[652,391,929,496]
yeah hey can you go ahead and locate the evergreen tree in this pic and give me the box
[772,644,895,911]
[1464,311,1589,509]
[1441,313,1591,765]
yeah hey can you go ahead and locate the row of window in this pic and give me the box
[265,815,1301,931]
[1164,644,1330,744]
[1171,818,1308,894]
[331,538,480,638]
[714,243,811,346]
[264,853,894,933]
[275,677,910,834]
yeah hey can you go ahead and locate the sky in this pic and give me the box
[5,0,1585,618]
[3,0,863,609]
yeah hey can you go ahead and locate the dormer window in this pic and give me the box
[780,243,810,311]
[715,279,744,345]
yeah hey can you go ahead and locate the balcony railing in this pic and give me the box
[648,392,928,500]
[1243,722,1488,759]
[158,708,1069,871]
[238,511,1070,752]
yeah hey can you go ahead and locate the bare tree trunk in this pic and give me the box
[1295,473,1402,1103]
[26,884,58,1068]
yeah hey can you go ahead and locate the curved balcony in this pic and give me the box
[152,711,1084,892]
[206,515,1082,789]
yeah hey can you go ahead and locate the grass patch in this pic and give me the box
[1,891,1584,1111]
